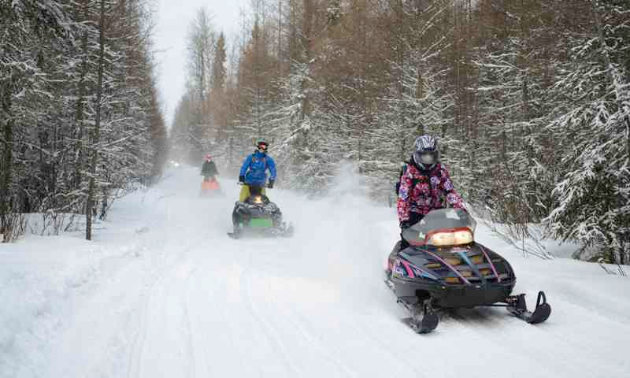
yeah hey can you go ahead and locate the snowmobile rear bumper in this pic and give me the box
[430,283,515,308]
[392,277,515,309]
[228,221,294,239]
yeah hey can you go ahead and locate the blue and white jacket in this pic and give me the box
[239,151,277,186]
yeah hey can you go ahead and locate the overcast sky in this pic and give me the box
[154,0,249,127]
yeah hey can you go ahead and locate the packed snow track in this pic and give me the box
[1,167,629,378]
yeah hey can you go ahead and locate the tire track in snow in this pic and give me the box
[180,263,200,378]
[269,296,357,377]
[125,236,206,378]
[241,269,358,377]
[346,311,423,376]
[242,250,302,377]
[185,265,213,378]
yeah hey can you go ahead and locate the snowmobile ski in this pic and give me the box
[506,291,551,325]
[397,297,440,334]
[227,224,245,239]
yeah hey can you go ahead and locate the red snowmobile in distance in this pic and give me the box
[200,154,221,197]
[200,176,222,197]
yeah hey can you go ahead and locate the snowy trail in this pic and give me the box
[2,167,630,378]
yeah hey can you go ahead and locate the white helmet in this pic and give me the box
[413,135,439,170]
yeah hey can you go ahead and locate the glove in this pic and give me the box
[399,220,411,230]
[267,180,274,189]
[239,175,245,183]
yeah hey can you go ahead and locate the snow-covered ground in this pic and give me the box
[1,167,629,378]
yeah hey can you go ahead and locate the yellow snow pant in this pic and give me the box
[239,185,266,202]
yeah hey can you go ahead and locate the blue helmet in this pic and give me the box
[413,135,439,170]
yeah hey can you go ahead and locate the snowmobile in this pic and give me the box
[228,184,293,239]
[385,208,551,334]
[199,176,222,197]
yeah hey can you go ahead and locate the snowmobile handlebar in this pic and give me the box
[237,182,270,188]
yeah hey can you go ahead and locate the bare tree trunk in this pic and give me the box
[277,0,282,71]
[300,0,314,121]
[0,117,14,239]
[86,0,106,241]
[74,0,89,189]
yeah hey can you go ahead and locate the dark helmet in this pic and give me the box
[256,139,269,152]
[412,135,439,170]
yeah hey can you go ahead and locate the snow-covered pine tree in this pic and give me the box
[95,0,167,220]
[545,0,630,264]
[0,0,70,241]
[465,0,556,257]
[373,0,455,201]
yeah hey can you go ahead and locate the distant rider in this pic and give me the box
[396,135,465,250]
[201,154,219,180]
[238,140,277,202]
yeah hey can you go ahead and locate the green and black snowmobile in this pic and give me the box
[228,185,293,239]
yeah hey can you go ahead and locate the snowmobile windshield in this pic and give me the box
[402,208,476,246]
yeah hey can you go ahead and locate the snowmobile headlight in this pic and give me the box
[428,230,474,246]
[253,196,263,204]
[453,230,474,244]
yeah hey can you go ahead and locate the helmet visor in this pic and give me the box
[415,151,436,166]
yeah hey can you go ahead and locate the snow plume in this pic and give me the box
[325,162,370,205]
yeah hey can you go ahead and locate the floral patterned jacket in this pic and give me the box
[397,162,465,222]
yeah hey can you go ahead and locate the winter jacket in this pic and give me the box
[239,151,277,186]
[394,161,409,195]
[397,162,464,222]
[201,161,218,177]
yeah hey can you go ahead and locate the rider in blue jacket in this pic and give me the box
[238,139,277,201]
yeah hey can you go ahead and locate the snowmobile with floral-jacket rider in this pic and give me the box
[396,135,465,250]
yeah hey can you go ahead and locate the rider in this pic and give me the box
[238,139,277,202]
[397,135,465,250]
[201,154,218,180]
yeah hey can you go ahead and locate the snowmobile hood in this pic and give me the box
[395,243,515,287]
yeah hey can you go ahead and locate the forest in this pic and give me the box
[0,0,168,241]
[2,0,629,266]
[171,0,630,265]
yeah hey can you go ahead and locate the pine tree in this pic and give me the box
[546,0,630,264]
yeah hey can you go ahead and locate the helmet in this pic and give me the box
[412,135,439,170]
[205,154,212,161]
[256,139,269,152]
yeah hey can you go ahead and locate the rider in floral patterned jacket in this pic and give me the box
[396,135,465,249]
